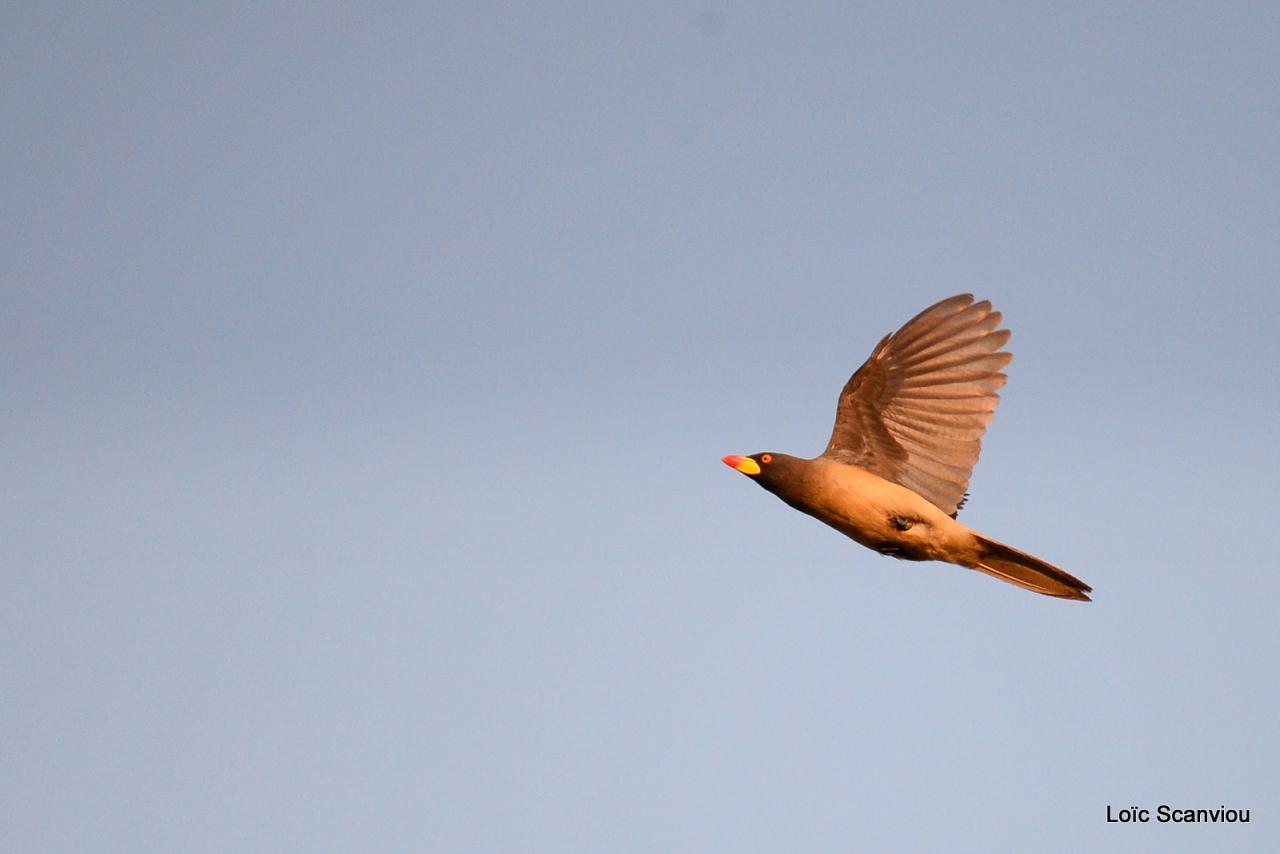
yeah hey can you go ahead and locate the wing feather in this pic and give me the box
[822,294,1013,516]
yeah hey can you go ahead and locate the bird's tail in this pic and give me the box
[971,534,1092,601]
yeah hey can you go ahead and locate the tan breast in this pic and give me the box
[787,458,974,561]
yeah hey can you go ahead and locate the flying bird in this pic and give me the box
[722,294,1091,601]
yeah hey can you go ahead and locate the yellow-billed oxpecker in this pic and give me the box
[723,294,1092,601]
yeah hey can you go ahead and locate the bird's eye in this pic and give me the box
[761,454,772,464]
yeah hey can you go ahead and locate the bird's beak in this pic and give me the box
[721,454,761,475]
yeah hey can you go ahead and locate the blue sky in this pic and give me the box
[4,3,1278,852]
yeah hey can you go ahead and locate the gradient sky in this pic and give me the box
[4,3,1278,852]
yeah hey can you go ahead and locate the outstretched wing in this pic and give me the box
[822,294,1012,517]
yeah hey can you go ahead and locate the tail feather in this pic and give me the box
[971,535,1092,601]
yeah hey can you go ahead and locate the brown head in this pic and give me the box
[720,452,811,501]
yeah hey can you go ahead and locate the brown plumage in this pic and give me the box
[723,294,1091,601]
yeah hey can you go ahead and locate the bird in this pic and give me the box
[722,293,1091,601]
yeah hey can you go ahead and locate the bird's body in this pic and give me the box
[762,454,966,562]
[723,294,1092,601]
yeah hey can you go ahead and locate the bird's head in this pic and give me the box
[721,452,803,496]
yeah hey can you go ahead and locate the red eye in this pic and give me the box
[761,454,772,464]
